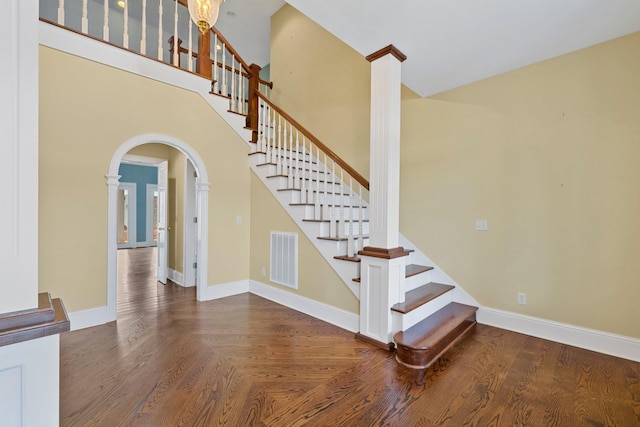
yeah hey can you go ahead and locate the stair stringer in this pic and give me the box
[249,154,361,298]
[398,234,479,308]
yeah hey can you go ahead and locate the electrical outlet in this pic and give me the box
[236,215,242,225]
[517,293,527,305]
[261,267,266,277]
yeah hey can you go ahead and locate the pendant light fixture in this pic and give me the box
[187,0,226,34]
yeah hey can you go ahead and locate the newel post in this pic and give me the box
[196,30,211,78]
[357,45,409,349]
[246,63,262,143]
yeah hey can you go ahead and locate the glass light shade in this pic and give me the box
[187,0,222,33]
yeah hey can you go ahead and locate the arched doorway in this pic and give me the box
[106,134,210,321]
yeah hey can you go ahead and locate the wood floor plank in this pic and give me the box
[59,248,640,426]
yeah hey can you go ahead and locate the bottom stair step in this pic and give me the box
[394,302,477,384]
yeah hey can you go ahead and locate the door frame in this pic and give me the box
[116,182,137,249]
[106,134,210,321]
[145,183,158,247]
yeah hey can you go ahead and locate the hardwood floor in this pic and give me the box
[60,248,640,426]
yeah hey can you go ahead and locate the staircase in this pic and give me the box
[247,95,478,384]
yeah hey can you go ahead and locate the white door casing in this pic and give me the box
[117,182,137,249]
[156,160,168,284]
[106,134,210,322]
[146,183,158,247]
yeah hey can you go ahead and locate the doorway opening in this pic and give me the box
[107,134,210,322]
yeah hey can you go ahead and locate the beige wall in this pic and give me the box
[270,4,371,178]
[39,46,251,312]
[269,7,640,338]
[249,174,359,313]
[402,32,640,338]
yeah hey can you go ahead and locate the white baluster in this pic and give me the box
[157,0,163,60]
[238,71,244,114]
[294,133,301,191]
[330,163,337,238]
[358,185,364,252]
[323,153,328,220]
[123,0,129,48]
[269,110,276,160]
[279,118,286,176]
[314,146,321,220]
[230,59,237,111]
[103,0,109,41]
[271,111,282,175]
[257,99,264,153]
[81,0,88,34]
[301,139,308,204]
[287,124,294,188]
[140,0,147,54]
[58,0,65,26]
[187,20,193,71]
[259,101,265,153]
[212,34,219,94]
[266,107,273,163]
[172,0,179,65]
[267,107,276,163]
[347,176,355,257]
[222,44,227,97]
[338,169,345,238]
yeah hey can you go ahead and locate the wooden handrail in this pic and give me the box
[256,91,369,191]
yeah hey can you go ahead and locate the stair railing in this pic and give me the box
[255,92,369,258]
[42,0,271,116]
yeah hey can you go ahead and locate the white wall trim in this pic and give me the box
[249,280,359,333]
[168,269,188,287]
[68,305,112,331]
[477,307,640,363]
[204,280,251,300]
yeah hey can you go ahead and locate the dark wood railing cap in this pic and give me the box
[358,246,410,259]
[366,44,407,63]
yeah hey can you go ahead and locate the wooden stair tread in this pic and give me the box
[391,283,454,314]
[318,235,368,242]
[394,302,477,370]
[352,262,429,283]
[303,219,369,223]
[334,255,360,263]
[405,264,433,277]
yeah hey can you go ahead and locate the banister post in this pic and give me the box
[168,36,183,68]
[246,63,262,143]
[196,30,212,78]
[357,44,409,349]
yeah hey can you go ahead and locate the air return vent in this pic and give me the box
[270,231,298,289]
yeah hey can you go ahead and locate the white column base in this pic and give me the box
[358,247,409,346]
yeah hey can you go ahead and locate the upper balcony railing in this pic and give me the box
[40,0,272,122]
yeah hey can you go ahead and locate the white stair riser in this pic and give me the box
[314,221,369,237]
[290,204,368,222]
[392,291,453,333]
[404,270,434,292]
[261,163,331,179]
[316,237,369,256]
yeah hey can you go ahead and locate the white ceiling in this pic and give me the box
[219,0,640,96]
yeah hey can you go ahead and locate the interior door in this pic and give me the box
[117,182,137,249]
[157,161,168,284]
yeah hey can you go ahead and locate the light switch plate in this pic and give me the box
[475,219,488,231]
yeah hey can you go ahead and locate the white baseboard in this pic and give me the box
[249,280,359,333]
[477,307,640,363]
[203,279,251,300]
[68,305,114,331]
[168,269,190,287]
